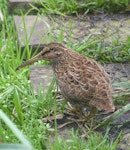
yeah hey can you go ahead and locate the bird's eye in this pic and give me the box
[49,47,54,51]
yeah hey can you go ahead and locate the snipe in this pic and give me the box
[16,42,115,117]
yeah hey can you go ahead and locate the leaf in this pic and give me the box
[0,144,32,150]
[0,110,33,150]
[112,82,130,89]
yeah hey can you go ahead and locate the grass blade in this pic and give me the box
[0,109,33,150]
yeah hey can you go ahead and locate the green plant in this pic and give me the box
[49,129,119,150]
[31,0,129,15]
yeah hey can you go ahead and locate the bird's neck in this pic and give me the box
[51,57,68,69]
[51,50,81,71]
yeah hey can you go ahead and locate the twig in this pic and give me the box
[58,121,75,129]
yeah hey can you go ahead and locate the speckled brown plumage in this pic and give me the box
[16,42,115,114]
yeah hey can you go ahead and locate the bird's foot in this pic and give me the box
[65,102,83,117]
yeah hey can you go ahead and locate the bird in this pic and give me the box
[16,42,115,118]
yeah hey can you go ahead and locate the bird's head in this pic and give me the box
[16,42,68,70]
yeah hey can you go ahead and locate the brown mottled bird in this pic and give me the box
[16,42,115,117]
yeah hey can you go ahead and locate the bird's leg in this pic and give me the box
[65,102,82,117]
[86,106,97,118]
[66,102,97,118]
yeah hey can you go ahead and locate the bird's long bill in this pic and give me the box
[15,52,43,71]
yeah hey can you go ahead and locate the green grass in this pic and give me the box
[0,0,130,149]
[12,0,130,15]
[72,35,130,63]
[49,129,119,150]
[33,0,129,15]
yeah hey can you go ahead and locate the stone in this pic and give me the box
[14,15,51,50]
[14,14,130,51]
[29,65,53,94]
